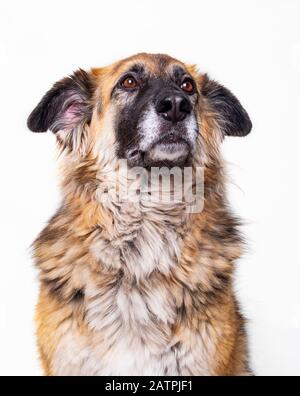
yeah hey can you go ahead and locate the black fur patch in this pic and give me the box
[115,79,157,160]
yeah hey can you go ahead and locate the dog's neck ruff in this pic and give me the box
[91,159,191,280]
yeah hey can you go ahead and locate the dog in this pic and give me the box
[27,53,252,376]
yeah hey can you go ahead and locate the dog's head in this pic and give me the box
[27,53,251,169]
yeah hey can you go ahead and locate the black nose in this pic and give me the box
[156,94,191,123]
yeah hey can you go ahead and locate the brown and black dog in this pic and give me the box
[27,53,252,375]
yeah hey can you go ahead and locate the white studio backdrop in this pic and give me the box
[0,0,299,376]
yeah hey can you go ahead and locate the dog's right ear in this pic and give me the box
[27,69,94,134]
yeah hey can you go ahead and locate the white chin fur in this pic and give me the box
[148,142,189,162]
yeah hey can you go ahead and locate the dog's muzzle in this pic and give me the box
[135,93,198,167]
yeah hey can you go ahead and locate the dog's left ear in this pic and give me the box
[201,75,252,137]
[27,69,93,135]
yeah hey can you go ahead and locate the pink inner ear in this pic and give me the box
[64,103,81,125]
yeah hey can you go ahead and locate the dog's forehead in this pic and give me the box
[96,53,190,81]
[91,53,199,101]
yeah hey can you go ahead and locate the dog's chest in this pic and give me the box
[53,216,188,375]
[51,203,216,375]
[53,258,180,375]
[53,275,214,376]
[83,280,178,375]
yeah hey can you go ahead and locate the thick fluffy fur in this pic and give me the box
[28,53,252,375]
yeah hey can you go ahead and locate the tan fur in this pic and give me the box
[32,53,252,376]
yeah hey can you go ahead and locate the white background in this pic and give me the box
[0,0,300,376]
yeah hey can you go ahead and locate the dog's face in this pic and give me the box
[27,53,252,169]
[109,56,199,167]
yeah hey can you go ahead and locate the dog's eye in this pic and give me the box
[180,79,194,94]
[121,76,138,90]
